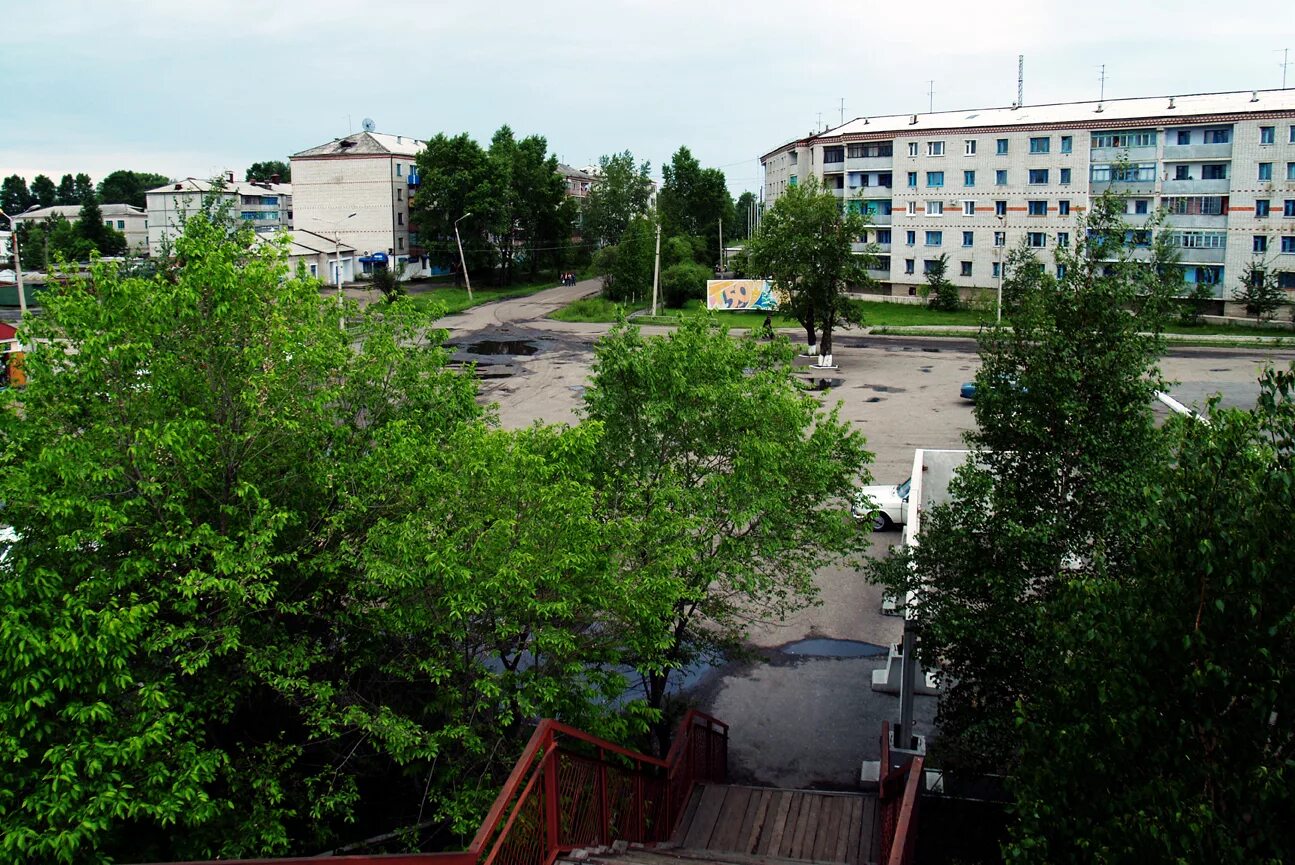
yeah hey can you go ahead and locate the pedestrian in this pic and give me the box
[762,313,773,340]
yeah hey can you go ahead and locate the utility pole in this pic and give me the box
[0,211,30,351]
[454,212,473,302]
[651,221,661,317]
[839,97,845,127]
[718,218,724,272]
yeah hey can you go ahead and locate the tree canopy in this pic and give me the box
[658,146,734,265]
[98,170,171,208]
[582,151,654,247]
[245,160,291,183]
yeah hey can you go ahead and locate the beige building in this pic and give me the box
[762,89,1295,308]
[145,174,292,255]
[11,203,150,255]
[290,131,425,278]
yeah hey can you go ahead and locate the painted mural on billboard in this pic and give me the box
[705,279,785,311]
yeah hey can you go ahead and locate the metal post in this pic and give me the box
[0,210,27,355]
[898,619,918,751]
[454,212,473,301]
[996,216,1005,324]
[718,217,724,271]
[334,232,345,332]
[651,222,661,316]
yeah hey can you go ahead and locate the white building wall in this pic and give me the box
[290,156,416,266]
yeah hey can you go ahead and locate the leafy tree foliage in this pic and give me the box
[582,151,654,247]
[75,194,128,256]
[583,315,874,750]
[1,175,33,219]
[1237,260,1284,323]
[72,173,95,203]
[922,253,960,311]
[658,146,734,265]
[411,132,499,284]
[56,174,76,205]
[745,177,872,360]
[30,175,57,208]
[245,160,291,183]
[98,170,171,208]
[732,191,758,240]
[597,214,655,304]
[660,260,710,308]
[488,126,571,282]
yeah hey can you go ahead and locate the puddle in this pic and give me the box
[478,372,513,380]
[781,638,889,658]
[919,366,933,373]
[802,378,845,391]
[1209,368,1230,372]
[463,340,539,356]
[866,397,882,403]
[864,384,905,393]
[921,348,941,353]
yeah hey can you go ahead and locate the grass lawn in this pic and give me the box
[1163,320,1294,337]
[549,296,986,329]
[549,297,633,322]
[404,278,558,316]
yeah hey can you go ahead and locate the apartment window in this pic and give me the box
[995,169,1008,186]
[926,171,945,187]
[310,263,318,277]
[104,219,112,227]
[1029,136,1050,154]
[1059,168,1072,185]
[875,229,892,244]
[1058,200,1071,216]
[1171,231,1227,249]
[992,262,1002,278]
[1028,200,1047,216]
[1285,200,1295,217]
[879,173,893,188]
[1134,199,1149,215]
[964,170,976,187]
[1175,165,1190,180]
[907,171,918,188]
[1125,230,1151,248]
[906,201,918,215]
[964,139,977,155]
[397,213,404,225]
[397,237,404,250]
[1290,125,1295,143]
[1028,168,1049,185]
[1092,131,1155,148]
[906,230,916,245]
[1057,264,1067,279]
[923,259,941,274]
[789,151,798,164]
[1202,164,1228,180]
[1177,130,1191,145]
[962,200,975,217]
[116,220,125,229]
[995,200,1007,217]
[824,147,844,163]
[788,176,797,187]
[396,163,402,176]
[993,231,1006,247]
[908,142,919,157]
[960,261,973,277]
[926,201,944,216]
[847,144,864,158]
[1288,163,1295,181]
[927,141,945,156]
[996,138,1009,155]
[1164,196,1226,215]
[1027,232,1048,248]
[1260,126,1275,145]
[397,188,403,201]
[962,230,974,246]
[1057,231,1070,247]
[925,231,943,246]
[1254,235,1269,253]
[905,258,915,274]
[1204,128,1231,144]
[1283,237,1295,254]
[1060,135,1073,154]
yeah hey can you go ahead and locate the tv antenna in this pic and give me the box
[1098,64,1108,102]
[1017,55,1024,107]
[1280,48,1291,89]
[361,117,376,133]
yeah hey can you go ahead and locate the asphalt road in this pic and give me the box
[435,281,1295,787]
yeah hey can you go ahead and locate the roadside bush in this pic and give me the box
[661,261,710,309]
[371,265,404,302]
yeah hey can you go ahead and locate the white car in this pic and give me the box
[852,477,911,531]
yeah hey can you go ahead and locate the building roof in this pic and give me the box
[11,203,146,221]
[292,131,426,159]
[763,87,1295,160]
[558,164,595,181]
[145,177,292,197]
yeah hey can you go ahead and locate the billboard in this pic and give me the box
[705,279,786,311]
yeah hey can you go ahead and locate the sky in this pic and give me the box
[3,0,1294,196]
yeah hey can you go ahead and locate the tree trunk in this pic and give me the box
[801,320,818,355]
[646,670,672,757]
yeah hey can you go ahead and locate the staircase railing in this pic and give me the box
[148,711,728,865]
[877,721,923,865]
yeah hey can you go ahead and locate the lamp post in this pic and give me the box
[995,215,1005,325]
[454,212,473,301]
[0,208,29,351]
[312,212,356,332]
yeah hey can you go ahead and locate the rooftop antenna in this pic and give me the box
[1280,48,1291,89]
[1099,64,1108,103]
[817,111,823,132]
[1017,54,1024,107]
[840,97,845,127]
[927,80,934,113]
[348,114,353,133]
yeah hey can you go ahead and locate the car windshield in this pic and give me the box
[897,477,911,499]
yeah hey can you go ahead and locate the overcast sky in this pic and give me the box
[4,0,1294,195]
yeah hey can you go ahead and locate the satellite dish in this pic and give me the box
[361,118,376,133]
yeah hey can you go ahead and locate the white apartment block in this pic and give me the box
[145,174,292,255]
[762,89,1295,309]
[290,132,424,277]
[11,203,150,256]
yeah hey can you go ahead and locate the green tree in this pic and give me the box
[582,151,654,247]
[0,211,648,861]
[411,132,499,285]
[660,260,710,308]
[732,191,758,240]
[600,214,655,304]
[72,173,95,203]
[922,253,960,311]
[98,170,171,208]
[658,146,734,265]
[1,176,33,218]
[56,174,77,205]
[745,177,872,364]
[1237,259,1284,323]
[1006,369,1295,864]
[245,160,291,183]
[868,186,1179,772]
[370,263,404,302]
[30,175,57,208]
[583,315,874,750]
[74,194,128,257]
[487,127,568,283]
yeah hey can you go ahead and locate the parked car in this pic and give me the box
[852,477,911,531]
[959,381,977,401]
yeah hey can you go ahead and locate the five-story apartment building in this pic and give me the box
[762,89,1295,311]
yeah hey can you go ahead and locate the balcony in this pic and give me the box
[830,186,846,197]
[860,212,892,226]
[1175,246,1227,264]
[1090,145,1157,164]
[822,160,846,174]
[845,155,894,171]
[1162,142,1233,160]
[1164,213,1228,230]
[1162,178,1231,195]
[407,170,420,186]
[854,241,892,254]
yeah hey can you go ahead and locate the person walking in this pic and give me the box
[762,313,773,340]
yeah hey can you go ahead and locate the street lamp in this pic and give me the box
[995,214,1006,325]
[0,207,30,351]
[311,212,356,331]
[454,212,473,301]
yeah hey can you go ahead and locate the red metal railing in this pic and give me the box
[877,721,923,865]
[150,711,727,865]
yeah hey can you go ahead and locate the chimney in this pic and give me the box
[1168,97,1176,109]
[270,173,281,184]
[227,170,234,183]
[174,183,183,191]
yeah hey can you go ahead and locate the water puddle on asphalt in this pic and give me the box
[1209,368,1230,372]
[921,347,941,353]
[463,340,539,356]
[866,397,882,403]
[781,638,889,658]
[802,378,845,391]
[864,384,905,393]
